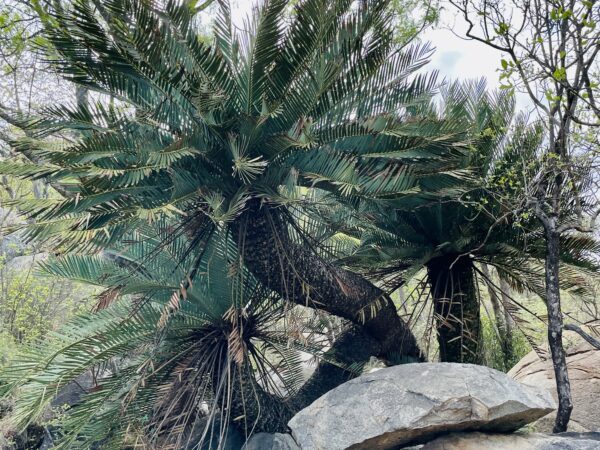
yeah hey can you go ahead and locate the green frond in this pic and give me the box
[1,225,324,448]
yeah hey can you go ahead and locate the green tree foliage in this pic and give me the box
[5,0,596,447]
[448,0,600,431]
[390,0,440,45]
[479,313,530,372]
[0,0,471,446]
[0,255,90,352]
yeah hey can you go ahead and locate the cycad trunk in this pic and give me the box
[223,329,381,434]
[427,255,481,364]
[232,199,422,409]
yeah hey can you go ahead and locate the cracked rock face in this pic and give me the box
[287,363,555,450]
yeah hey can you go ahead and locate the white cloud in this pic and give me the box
[229,3,501,82]
[427,27,501,86]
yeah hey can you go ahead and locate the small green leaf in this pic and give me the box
[553,67,566,81]
[496,22,509,34]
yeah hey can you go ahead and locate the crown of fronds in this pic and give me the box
[330,82,600,330]
[1,0,469,254]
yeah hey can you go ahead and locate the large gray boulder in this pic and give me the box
[288,363,555,450]
[509,334,600,432]
[421,431,600,449]
[39,372,99,450]
[243,433,300,450]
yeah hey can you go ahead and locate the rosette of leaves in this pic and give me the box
[0,220,333,449]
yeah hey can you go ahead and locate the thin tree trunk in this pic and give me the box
[427,255,480,364]
[482,265,506,329]
[499,277,515,367]
[76,85,88,109]
[540,104,574,432]
[564,324,600,350]
[545,225,572,433]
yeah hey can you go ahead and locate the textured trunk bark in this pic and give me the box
[224,364,293,434]
[545,227,572,433]
[233,199,423,364]
[216,326,381,434]
[289,325,380,405]
[427,255,481,364]
[179,198,424,436]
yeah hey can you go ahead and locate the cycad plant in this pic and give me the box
[344,81,599,364]
[2,0,469,377]
[0,221,327,448]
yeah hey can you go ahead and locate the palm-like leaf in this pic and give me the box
[0,3,477,444]
[0,0,472,395]
[1,221,321,449]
